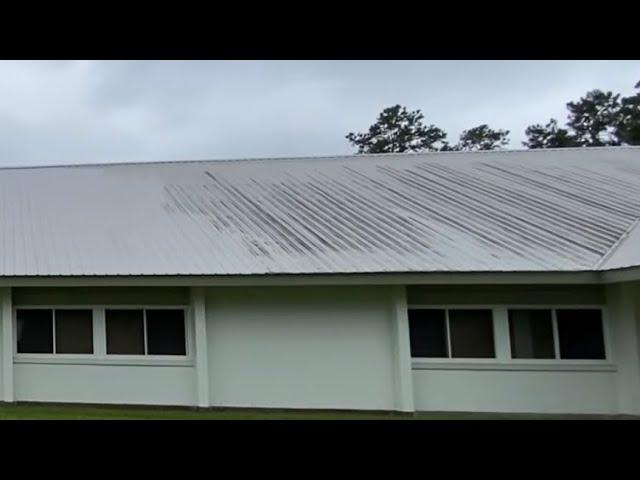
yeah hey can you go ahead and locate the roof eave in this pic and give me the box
[0,269,625,287]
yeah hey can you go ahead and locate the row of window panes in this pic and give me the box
[408,308,605,360]
[16,309,186,356]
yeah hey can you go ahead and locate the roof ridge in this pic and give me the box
[595,216,640,270]
[0,145,638,171]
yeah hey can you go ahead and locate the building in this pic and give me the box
[1,146,639,414]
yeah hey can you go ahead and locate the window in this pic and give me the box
[146,309,186,355]
[448,310,495,358]
[409,308,495,359]
[17,309,53,353]
[106,310,145,354]
[557,309,605,360]
[106,309,186,356]
[509,309,555,359]
[55,310,93,354]
[508,308,606,360]
[16,309,93,354]
[409,309,447,358]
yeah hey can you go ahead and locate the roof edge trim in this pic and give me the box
[0,270,606,287]
[1,145,639,171]
[595,217,640,270]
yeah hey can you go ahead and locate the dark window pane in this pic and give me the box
[16,309,53,353]
[509,309,555,359]
[146,310,186,356]
[55,309,93,354]
[557,309,605,360]
[449,309,495,358]
[408,309,447,358]
[106,310,145,355]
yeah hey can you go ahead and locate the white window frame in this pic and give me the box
[408,306,498,361]
[409,304,613,372]
[104,306,190,359]
[14,306,94,357]
[506,306,611,363]
[13,305,194,367]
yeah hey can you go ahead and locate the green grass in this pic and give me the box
[0,403,628,420]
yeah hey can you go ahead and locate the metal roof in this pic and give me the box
[0,146,638,276]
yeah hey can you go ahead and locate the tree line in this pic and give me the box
[346,80,640,153]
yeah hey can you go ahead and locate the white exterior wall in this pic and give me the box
[205,286,398,410]
[14,363,196,406]
[412,369,617,414]
[0,287,8,401]
[0,282,637,414]
[607,281,640,414]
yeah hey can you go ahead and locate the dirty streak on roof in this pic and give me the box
[0,147,638,276]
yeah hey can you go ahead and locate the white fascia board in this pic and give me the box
[0,271,606,287]
[601,267,640,284]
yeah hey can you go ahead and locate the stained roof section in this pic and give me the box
[0,147,638,276]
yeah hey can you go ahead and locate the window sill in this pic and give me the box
[411,360,616,372]
[14,355,195,367]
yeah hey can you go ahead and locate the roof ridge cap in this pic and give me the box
[0,145,638,171]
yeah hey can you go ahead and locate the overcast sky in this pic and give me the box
[0,60,638,167]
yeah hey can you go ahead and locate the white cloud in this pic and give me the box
[0,60,636,166]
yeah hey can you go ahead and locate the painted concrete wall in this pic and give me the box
[1,282,639,414]
[0,290,4,401]
[14,363,196,405]
[413,369,617,414]
[205,286,397,410]
[606,280,640,414]
[407,284,606,305]
[13,287,189,306]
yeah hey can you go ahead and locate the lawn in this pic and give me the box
[0,403,626,420]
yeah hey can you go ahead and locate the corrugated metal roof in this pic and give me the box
[0,146,638,276]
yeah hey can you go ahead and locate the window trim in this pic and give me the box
[409,304,612,370]
[13,304,193,365]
